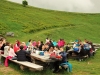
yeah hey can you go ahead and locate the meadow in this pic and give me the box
[0,0,100,75]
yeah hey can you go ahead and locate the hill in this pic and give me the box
[0,0,100,43]
[0,0,100,75]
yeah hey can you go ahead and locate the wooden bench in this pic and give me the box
[1,54,43,71]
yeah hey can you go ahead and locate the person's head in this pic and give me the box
[0,39,3,44]
[5,42,10,46]
[44,44,49,48]
[0,37,6,44]
[54,45,59,50]
[49,46,54,52]
[0,39,3,43]
[66,43,69,46]
[59,47,64,52]
[29,39,32,42]
[42,45,45,50]
[41,41,43,44]
[20,45,24,50]
[21,42,26,46]
[46,37,48,39]
[10,44,14,49]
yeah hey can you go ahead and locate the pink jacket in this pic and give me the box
[9,48,16,57]
[4,56,12,67]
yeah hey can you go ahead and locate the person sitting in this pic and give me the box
[48,46,54,54]
[59,47,72,72]
[27,43,33,53]
[4,42,10,56]
[0,38,6,56]
[52,47,67,73]
[38,41,44,51]
[53,46,60,54]
[83,41,91,57]
[4,43,17,67]
[8,44,17,60]
[21,42,27,50]
[73,42,81,55]
[0,38,6,52]
[16,45,31,61]
[52,40,57,47]
[13,40,20,53]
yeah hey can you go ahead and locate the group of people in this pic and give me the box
[0,37,95,73]
[0,37,69,73]
[66,39,95,60]
[0,37,31,63]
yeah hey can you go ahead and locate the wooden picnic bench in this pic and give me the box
[1,54,43,71]
[93,43,100,50]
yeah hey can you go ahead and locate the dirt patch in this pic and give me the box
[0,65,21,75]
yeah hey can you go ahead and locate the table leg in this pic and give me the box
[31,57,35,63]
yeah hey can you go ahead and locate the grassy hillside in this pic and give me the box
[0,0,100,43]
[0,0,100,75]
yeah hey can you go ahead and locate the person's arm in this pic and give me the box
[25,50,31,55]
[60,52,67,57]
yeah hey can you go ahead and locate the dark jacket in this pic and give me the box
[38,43,44,51]
[59,51,67,63]
[16,49,30,61]
[0,43,6,51]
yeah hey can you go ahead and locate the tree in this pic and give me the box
[22,0,28,7]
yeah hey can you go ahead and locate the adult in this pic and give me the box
[45,37,50,44]
[16,40,21,47]
[0,38,6,53]
[21,42,27,50]
[8,44,16,59]
[13,40,20,53]
[52,40,57,47]
[53,47,67,73]
[32,40,37,47]
[4,42,10,56]
[16,45,31,61]
[83,41,91,58]
[38,41,44,51]
[26,39,32,46]
[73,42,81,55]
[53,46,60,54]
[0,38,6,64]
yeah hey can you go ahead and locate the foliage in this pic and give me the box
[22,0,28,7]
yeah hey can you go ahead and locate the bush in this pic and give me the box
[22,0,28,7]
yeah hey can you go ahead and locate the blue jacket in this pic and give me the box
[59,51,67,63]
[60,61,72,72]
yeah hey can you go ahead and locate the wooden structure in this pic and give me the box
[93,43,100,50]
[31,53,55,63]
[69,42,100,50]
[1,54,43,71]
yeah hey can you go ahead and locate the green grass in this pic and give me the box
[0,0,100,75]
[0,0,100,43]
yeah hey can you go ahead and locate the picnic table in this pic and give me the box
[31,53,55,63]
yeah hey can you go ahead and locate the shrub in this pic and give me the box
[22,0,28,7]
